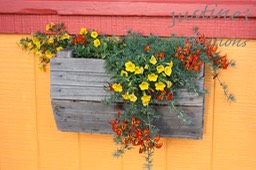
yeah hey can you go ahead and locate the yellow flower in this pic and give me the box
[122,93,130,100]
[38,65,45,72]
[125,61,135,72]
[36,51,43,57]
[32,38,40,49]
[141,94,151,106]
[45,24,51,31]
[112,83,123,92]
[120,70,128,77]
[169,61,173,68]
[144,64,149,69]
[150,55,157,65]
[46,22,55,31]
[148,73,158,82]
[155,82,166,91]
[167,81,173,88]
[32,48,39,53]
[60,33,70,40]
[80,28,88,35]
[139,81,149,90]
[135,66,143,74]
[27,42,33,48]
[45,51,54,58]
[91,31,98,38]
[164,66,172,76]
[48,38,54,44]
[93,39,101,47]
[129,93,137,102]
[156,65,164,73]
[56,46,63,51]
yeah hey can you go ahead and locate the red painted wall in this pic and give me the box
[0,0,255,38]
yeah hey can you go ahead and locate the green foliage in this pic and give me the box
[104,32,235,169]
[18,22,71,71]
[71,29,109,58]
[18,23,235,169]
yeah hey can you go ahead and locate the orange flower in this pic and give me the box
[144,44,150,52]
[122,122,127,130]
[124,139,129,145]
[195,61,203,73]
[136,119,141,124]
[156,143,163,149]
[196,49,201,55]
[108,119,117,126]
[167,91,173,101]
[184,40,191,55]
[132,116,136,125]
[154,135,160,142]
[188,55,193,63]
[116,107,121,117]
[155,52,159,58]
[139,147,143,154]
[177,45,182,53]
[149,142,153,149]
[144,128,150,135]
[157,95,164,101]
[160,51,164,59]
[109,85,114,91]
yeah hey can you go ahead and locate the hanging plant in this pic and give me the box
[104,32,235,169]
[18,22,71,71]
[18,23,235,170]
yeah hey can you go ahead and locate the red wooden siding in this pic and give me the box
[0,0,255,38]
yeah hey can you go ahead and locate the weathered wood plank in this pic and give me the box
[51,84,204,106]
[52,100,203,139]
[50,51,205,139]
[51,58,105,72]
[50,57,204,106]
[51,71,109,86]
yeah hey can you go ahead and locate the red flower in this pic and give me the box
[144,128,150,135]
[155,52,159,58]
[154,135,160,142]
[116,107,121,117]
[108,119,117,126]
[156,143,163,149]
[144,44,150,52]
[167,91,173,101]
[157,95,164,101]
[177,46,182,53]
[136,119,141,125]
[195,61,203,73]
[109,85,114,91]
[139,147,143,154]
[160,51,165,59]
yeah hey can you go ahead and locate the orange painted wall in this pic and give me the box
[0,34,255,170]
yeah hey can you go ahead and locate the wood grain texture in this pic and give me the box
[1,35,256,170]
[52,99,204,138]
[50,57,204,105]
[212,40,256,170]
[0,35,38,170]
[0,14,255,39]
[79,134,122,170]
[34,61,80,170]
[50,55,205,139]
[1,0,255,17]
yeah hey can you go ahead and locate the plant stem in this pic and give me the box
[214,73,235,102]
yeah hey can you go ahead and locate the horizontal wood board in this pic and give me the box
[50,51,205,139]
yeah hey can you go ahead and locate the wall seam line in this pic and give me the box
[78,134,81,170]
[34,55,41,170]
[210,78,217,170]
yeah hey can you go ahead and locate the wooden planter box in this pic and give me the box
[50,49,205,139]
